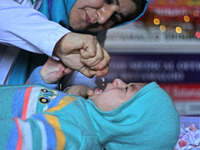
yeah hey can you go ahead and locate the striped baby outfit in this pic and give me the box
[0,66,101,150]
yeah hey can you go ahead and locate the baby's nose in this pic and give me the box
[113,78,126,87]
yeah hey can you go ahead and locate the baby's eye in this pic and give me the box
[125,86,128,92]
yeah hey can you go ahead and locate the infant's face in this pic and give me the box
[89,79,146,112]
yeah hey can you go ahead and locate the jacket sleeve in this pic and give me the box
[0,84,74,150]
[0,94,83,150]
[0,111,81,150]
[0,0,70,56]
[26,66,58,89]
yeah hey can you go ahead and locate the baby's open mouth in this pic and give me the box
[94,88,103,94]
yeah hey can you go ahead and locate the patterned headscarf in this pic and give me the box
[39,0,77,28]
[39,0,149,29]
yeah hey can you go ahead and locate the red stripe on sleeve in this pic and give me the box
[14,118,22,150]
[21,86,33,120]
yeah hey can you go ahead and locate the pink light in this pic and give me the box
[195,32,200,38]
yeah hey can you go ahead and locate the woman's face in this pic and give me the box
[89,78,146,112]
[69,0,136,32]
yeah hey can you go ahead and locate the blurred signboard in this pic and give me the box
[149,0,200,6]
[101,53,200,84]
[147,0,200,21]
[160,83,200,115]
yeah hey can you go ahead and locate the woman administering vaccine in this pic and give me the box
[0,0,148,85]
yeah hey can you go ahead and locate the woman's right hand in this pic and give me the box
[53,32,110,78]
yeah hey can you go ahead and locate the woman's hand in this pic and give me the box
[53,32,110,78]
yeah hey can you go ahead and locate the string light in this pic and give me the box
[193,10,199,17]
[196,32,200,38]
[184,15,190,22]
[153,18,160,25]
[160,25,166,32]
[175,26,182,34]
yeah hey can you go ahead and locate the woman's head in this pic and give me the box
[69,0,148,33]
[89,78,146,111]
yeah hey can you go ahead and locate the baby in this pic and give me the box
[0,58,180,150]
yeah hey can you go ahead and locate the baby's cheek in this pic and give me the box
[101,98,121,111]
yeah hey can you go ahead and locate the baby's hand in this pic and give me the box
[64,85,94,98]
[40,57,73,84]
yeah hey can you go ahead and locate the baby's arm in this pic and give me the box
[27,57,94,97]
[0,85,81,149]
[0,91,94,150]
[27,58,72,88]
[40,58,73,84]
[0,108,80,150]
